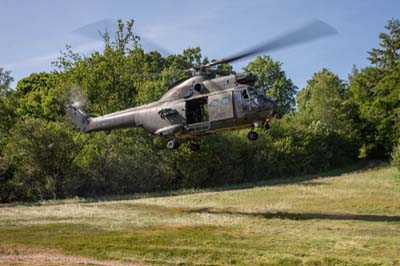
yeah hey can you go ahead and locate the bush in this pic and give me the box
[391,142,400,171]
[2,118,80,202]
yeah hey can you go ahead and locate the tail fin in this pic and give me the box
[66,104,91,132]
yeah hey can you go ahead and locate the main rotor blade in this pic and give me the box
[72,18,172,56]
[205,20,337,68]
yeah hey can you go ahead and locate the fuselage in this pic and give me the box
[67,73,276,138]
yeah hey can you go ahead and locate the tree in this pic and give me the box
[0,68,16,135]
[0,67,13,94]
[53,22,144,115]
[368,18,400,69]
[350,63,400,156]
[349,19,400,157]
[391,140,400,171]
[3,118,81,201]
[296,69,360,158]
[100,19,140,53]
[0,68,16,177]
[297,69,345,125]
[14,72,66,121]
[243,55,297,114]
[182,47,202,66]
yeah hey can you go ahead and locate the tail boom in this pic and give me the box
[66,104,139,133]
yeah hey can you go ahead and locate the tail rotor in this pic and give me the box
[66,104,91,132]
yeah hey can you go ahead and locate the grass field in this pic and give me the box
[1,163,400,265]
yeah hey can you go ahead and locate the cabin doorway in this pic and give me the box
[185,97,209,130]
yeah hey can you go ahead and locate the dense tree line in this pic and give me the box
[0,19,399,202]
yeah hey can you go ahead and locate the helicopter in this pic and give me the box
[66,20,337,149]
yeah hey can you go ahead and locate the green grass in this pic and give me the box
[1,164,400,265]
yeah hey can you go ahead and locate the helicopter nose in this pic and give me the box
[261,96,280,118]
[261,96,275,110]
[256,95,269,105]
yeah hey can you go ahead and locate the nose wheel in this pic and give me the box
[167,139,179,149]
[247,131,259,141]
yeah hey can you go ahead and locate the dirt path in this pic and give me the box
[0,253,143,266]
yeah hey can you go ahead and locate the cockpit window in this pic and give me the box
[248,87,265,96]
[248,87,258,96]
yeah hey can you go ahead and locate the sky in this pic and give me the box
[1,0,399,89]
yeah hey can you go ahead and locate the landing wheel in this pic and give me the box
[247,131,259,141]
[167,139,179,149]
[264,121,271,131]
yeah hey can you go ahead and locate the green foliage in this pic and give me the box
[297,69,344,116]
[243,55,297,114]
[391,140,400,171]
[0,91,16,145]
[368,18,400,69]
[14,72,65,121]
[102,19,140,52]
[297,69,359,139]
[0,67,16,138]
[0,67,13,94]
[2,18,400,202]
[267,115,356,175]
[71,130,176,196]
[296,69,360,161]
[182,47,202,66]
[350,63,400,156]
[349,19,400,157]
[0,67,17,198]
[2,118,81,201]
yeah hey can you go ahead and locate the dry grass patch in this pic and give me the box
[1,164,400,265]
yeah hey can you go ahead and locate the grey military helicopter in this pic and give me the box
[67,20,336,149]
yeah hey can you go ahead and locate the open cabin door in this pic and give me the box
[185,96,209,132]
[208,92,234,129]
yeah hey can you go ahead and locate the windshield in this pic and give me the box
[248,87,264,97]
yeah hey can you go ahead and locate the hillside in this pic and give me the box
[0,164,400,265]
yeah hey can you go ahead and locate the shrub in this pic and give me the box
[391,141,400,171]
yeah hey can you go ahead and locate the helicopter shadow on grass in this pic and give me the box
[183,161,400,223]
[204,160,383,191]
[186,208,400,223]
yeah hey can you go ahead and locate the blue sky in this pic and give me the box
[1,0,399,89]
